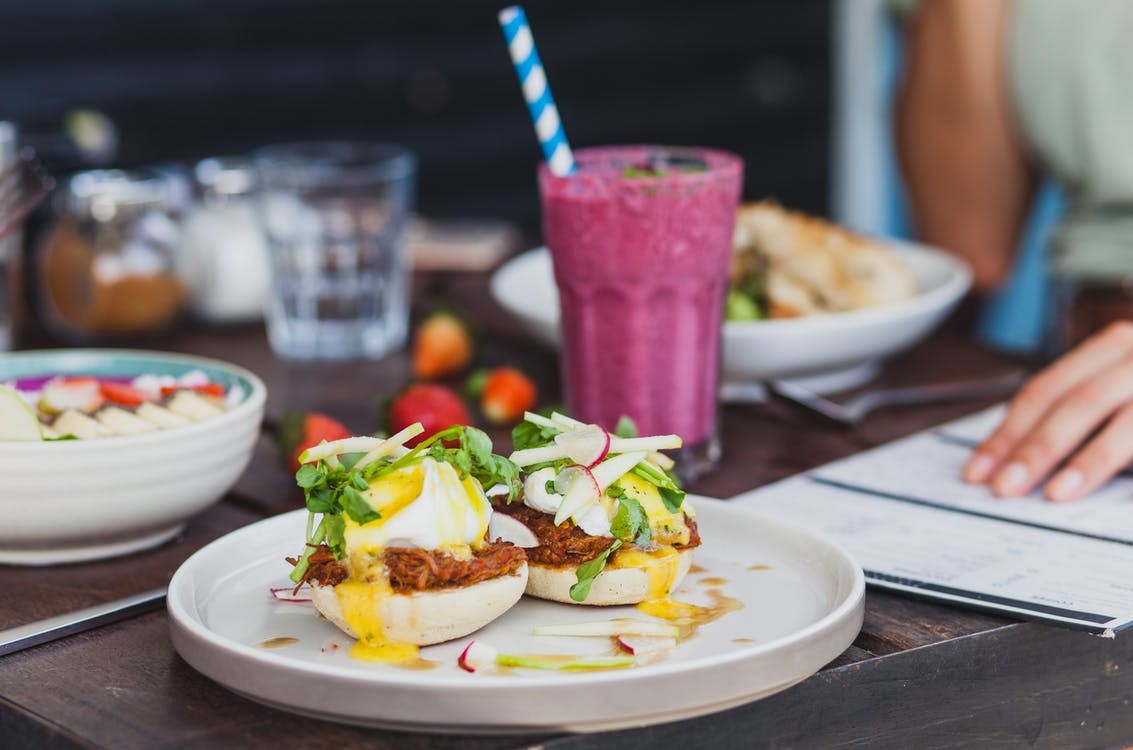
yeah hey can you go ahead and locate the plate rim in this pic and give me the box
[167,497,865,691]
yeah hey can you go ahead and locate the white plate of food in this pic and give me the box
[0,349,266,564]
[167,496,863,734]
[491,203,971,394]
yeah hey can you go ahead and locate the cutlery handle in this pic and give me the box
[861,371,1026,411]
[0,587,167,657]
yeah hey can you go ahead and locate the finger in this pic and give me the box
[965,321,1133,482]
[1046,402,1133,502]
[989,355,1133,497]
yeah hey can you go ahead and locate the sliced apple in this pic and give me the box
[590,451,649,492]
[0,386,43,442]
[549,411,586,430]
[353,423,425,469]
[487,512,539,547]
[608,434,682,453]
[553,465,601,525]
[495,653,635,671]
[508,442,568,467]
[554,424,610,468]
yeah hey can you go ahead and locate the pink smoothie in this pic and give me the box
[538,146,743,445]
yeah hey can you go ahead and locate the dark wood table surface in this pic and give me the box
[3,271,1133,750]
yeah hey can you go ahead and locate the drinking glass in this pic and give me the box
[254,142,416,360]
[538,145,743,479]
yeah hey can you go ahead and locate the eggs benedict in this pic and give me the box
[287,423,527,662]
[495,412,700,610]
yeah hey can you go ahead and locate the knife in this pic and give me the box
[0,587,167,657]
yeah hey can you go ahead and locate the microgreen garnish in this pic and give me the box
[512,418,561,451]
[613,416,638,439]
[288,425,521,583]
[611,496,651,549]
[569,540,622,602]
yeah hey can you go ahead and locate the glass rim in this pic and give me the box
[252,141,417,186]
[538,144,743,184]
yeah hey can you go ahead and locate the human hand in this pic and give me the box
[964,321,1133,501]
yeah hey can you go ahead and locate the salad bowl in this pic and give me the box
[0,349,266,564]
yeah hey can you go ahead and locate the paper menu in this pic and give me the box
[730,406,1133,635]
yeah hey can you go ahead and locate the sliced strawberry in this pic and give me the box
[480,367,537,425]
[276,412,353,474]
[412,311,475,379]
[160,382,225,399]
[386,383,471,447]
[99,381,147,408]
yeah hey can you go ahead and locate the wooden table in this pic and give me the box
[3,271,1133,750]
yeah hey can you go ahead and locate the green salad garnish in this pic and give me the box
[288,425,520,584]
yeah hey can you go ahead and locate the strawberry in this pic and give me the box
[276,412,353,474]
[412,311,474,379]
[386,384,471,447]
[99,381,147,408]
[479,367,537,425]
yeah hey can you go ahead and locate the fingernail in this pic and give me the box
[993,462,1030,497]
[1047,468,1084,502]
[965,453,995,483]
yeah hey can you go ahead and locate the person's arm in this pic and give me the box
[895,0,1036,291]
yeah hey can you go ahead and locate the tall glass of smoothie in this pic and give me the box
[538,145,743,478]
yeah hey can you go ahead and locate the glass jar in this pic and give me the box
[176,156,271,323]
[36,169,185,341]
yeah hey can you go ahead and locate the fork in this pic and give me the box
[764,370,1028,427]
[0,148,54,240]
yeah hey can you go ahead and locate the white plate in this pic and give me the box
[167,497,864,734]
[490,245,971,394]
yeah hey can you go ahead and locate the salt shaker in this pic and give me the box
[177,157,271,323]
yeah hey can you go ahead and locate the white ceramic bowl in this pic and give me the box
[490,243,971,394]
[0,349,267,565]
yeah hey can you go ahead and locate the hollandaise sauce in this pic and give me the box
[336,579,420,663]
[331,458,494,663]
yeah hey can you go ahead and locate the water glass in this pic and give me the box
[253,142,416,360]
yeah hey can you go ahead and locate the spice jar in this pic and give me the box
[176,157,270,322]
[37,169,185,340]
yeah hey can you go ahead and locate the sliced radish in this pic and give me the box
[554,424,610,468]
[488,512,539,547]
[532,619,680,638]
[553,465,601,525]
[39,377,103,415]
[590,451,648,492]
[269,587,313,603]
[609,434,683,453]
[0,386,43,442]
[353,423,425,469]
[458,641,500,672]
[616,635,678,655]
[508,443,568,467]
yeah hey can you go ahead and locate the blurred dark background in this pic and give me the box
[0,0,830,233]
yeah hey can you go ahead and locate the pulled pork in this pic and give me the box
[491,500,701,568]
[289,541,526,593]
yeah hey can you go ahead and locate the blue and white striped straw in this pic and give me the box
[498,5,576,176]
